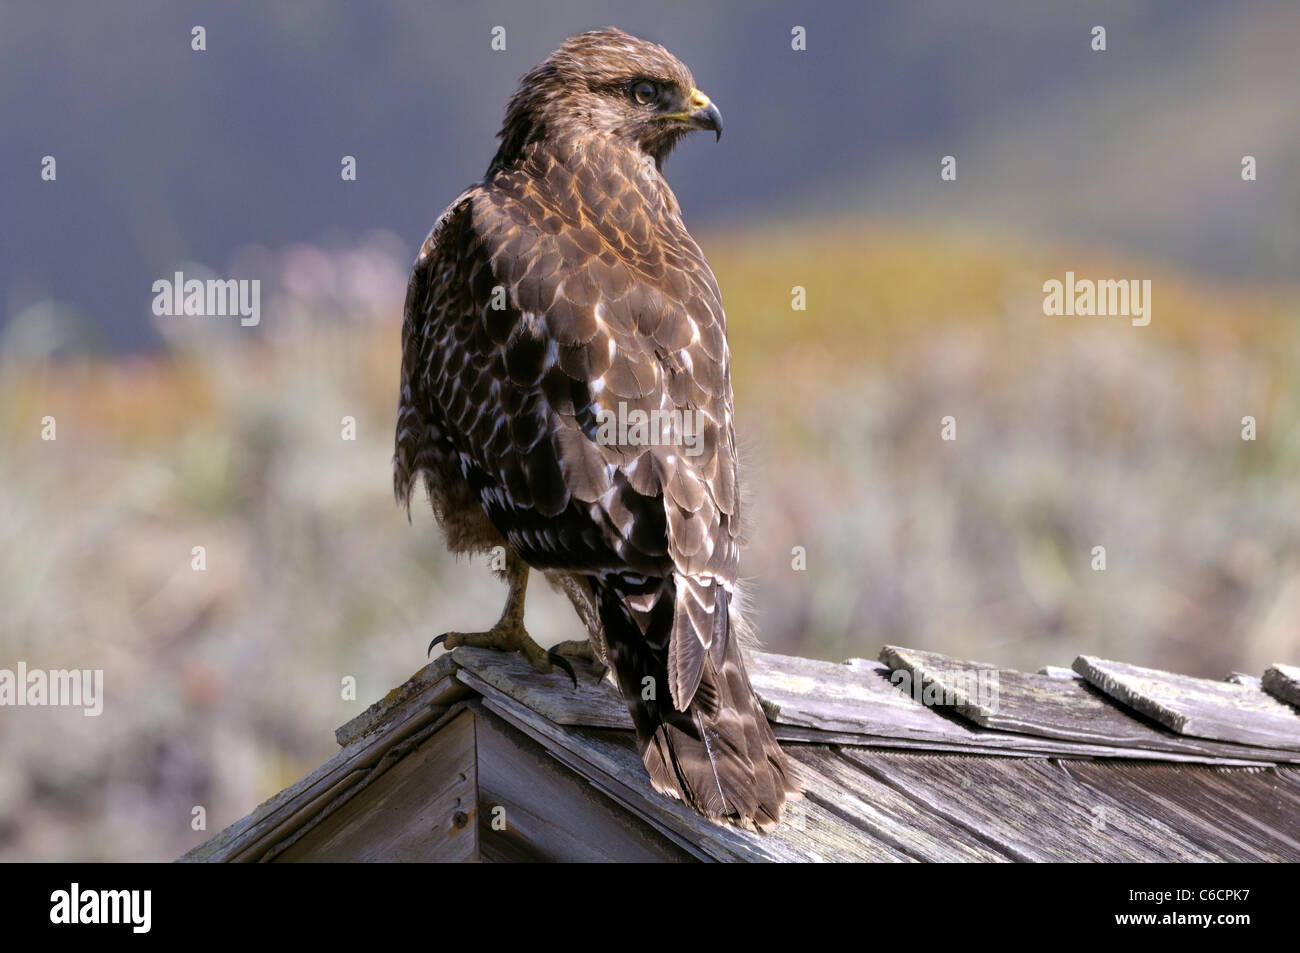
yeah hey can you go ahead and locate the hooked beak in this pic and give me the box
[667,87,723,141]
[686,88,723,141]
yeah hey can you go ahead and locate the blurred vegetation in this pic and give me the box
[1,224,1298,860]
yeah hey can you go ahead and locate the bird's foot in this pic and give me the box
[429,623,577,687]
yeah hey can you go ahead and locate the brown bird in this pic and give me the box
[394,27,801,831]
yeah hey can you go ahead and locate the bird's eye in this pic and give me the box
[632,81,657,105]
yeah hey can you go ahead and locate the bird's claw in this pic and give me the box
[546,648,578,689]
[428,628,579,689]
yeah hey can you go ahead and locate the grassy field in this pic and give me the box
[1,222,1298,860]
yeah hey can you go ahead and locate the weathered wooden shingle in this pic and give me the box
[277,707,480,861]
[443,644,633,729]
[881,645,1300,763]
[1074,655,1300,749]
[334,653,469,747]
[748,651,1007,749]
[787,747,1013,861]
[1055,761,1300,861]
[839,749,1217,862]
[1262,664,1300,708]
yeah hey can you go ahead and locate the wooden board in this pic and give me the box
[839,748,1217,862]
[474,711,694,862]
[1074,655,1300,749]
[1262,664,1300,708]
[277,708,479,862]
[786,747,1013,862]
[1055,761,1300,861]
[748,650,984,742]
[335,654,472,746]
[881,645,1300,762]
[449,645,632,729]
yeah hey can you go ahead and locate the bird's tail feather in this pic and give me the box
[594,575,802,832]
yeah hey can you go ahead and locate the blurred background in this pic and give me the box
[2,0,1298,860]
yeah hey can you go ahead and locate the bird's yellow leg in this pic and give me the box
[429,552,575,683]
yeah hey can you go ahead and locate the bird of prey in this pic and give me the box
[395,27,800,831]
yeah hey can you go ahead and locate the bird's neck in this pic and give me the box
[490,134,679,218]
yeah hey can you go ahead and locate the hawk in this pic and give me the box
[395,27,801,831]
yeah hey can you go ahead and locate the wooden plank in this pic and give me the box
[881,645,1300,763]
[775,725,1043,756]
[276,708,479,862]
[839,748,1216,862]
[458,668,909,862]
[786,747,1013,862]
[774,726,1275,764]
[1262,664,1300,708]
[1056,761,1300,861]
[1074,655,1300,749]
[449,645,632,729]
[258,706,465,862]
[474,710,695,862]
[748,651,978,742]
[335,654,471,746]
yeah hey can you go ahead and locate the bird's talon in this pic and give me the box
[427,624,577,689]
[547,649,578,689]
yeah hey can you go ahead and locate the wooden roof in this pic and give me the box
[183,645,1300,862]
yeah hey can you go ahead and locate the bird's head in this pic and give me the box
[490,27,723,172]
